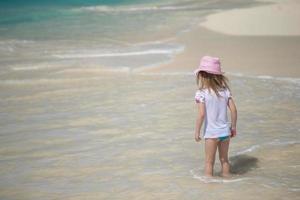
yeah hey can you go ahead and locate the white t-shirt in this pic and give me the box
[195,88,232,138]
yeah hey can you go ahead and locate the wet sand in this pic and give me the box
[141,0,300,78]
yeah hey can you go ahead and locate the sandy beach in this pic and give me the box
[142,0,300,78]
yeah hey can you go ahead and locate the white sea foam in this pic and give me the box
[0,68,133,85]
[134,72,300,85]
[261,184,274,189]
[133,37,177,46]
[132,72,300,84]
[0,39,35,48]
[193,175,250,183]
[54,67,131,74]
[190,169,250,183]
[0,40,35,45]
[227,72,300,85]
[135,72,192,76]
[52,47,184,59]
[74,4,199,13]
[234,140,300,156]
[287,165,300,168]
[0,77,101,85]
[288,188,300,192]
[0,45,14,53]
[121,71,300,84]
[266,140,300,146]
[235,144,261,155]
[11,65,59,71]
[256,75,273,79]
[0,40,35,53]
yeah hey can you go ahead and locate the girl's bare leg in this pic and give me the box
[204,138,218,177]
[218,138,230,177]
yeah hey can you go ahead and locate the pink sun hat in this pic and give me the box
[194,55,224,76]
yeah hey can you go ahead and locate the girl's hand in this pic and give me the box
[195,134,201,142]
[230,128,237,138]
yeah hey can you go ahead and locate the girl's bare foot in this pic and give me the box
[221,173,231,178]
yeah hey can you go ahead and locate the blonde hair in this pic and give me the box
[196,71,230,97]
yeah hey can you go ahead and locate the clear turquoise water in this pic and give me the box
[0,0,198,71]
[0,0,255,74]
[0,0,168,29]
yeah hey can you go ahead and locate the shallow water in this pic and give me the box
[0,71,299,199]
[0,0,261,72]
[0,0,299,199]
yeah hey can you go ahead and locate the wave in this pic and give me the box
[54,67,131,74]
[0,77,101,85]
[4,41,185,73]
[127,72,300,84]
[52,47,184,59]
[0,78,84,85]
[0,40,35,45]
[227,72,300,85]
[190,169,250,183]
[0,68,132,85]
[74,4,201,13]
[266,140,300,146]
[134,72,192,76]
[288,188,300,192]
[0,39,35,53]
[235,144,260,155]
[234,140,300,156]
[11,64,61,71]
[193,175,250,183]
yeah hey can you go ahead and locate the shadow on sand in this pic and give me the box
[229,154,258,175]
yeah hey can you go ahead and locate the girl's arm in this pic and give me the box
[228,98,237,137]
[195,102,205,142]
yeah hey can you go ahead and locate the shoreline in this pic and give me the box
[200,0,300,36]
[140,0,300,78]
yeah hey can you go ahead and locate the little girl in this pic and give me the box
[194,56,237,178]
